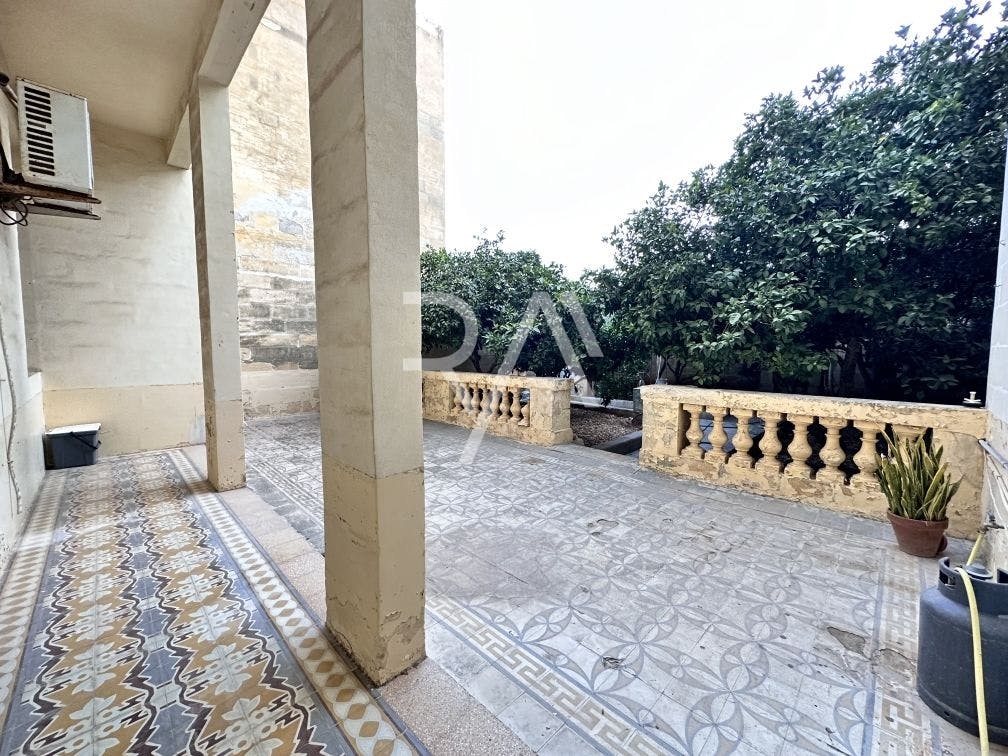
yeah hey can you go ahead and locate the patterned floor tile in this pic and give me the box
[244,413,1003,755]
[0,449,422,756]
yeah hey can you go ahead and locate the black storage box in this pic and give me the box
[45,423,101,469]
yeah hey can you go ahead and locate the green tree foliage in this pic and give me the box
[599,3,1007,402]
[575,269,653,401]
[420,233,585,375]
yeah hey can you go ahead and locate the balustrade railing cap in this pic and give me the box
[639,384,987,436]
[424,370,573,389]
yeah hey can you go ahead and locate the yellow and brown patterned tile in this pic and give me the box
[0,450,425,756]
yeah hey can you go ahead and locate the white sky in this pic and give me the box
[416,0,991,276]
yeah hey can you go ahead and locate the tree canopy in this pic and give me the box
[421,233,585,376]
[596,2,1007,402]
[423,3,1008,404]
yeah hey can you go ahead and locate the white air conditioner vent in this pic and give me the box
[23,86,55,177]
[16,79,93,194]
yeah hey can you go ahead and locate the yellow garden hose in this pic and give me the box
[967,530,985,566]
[954,565,989,755]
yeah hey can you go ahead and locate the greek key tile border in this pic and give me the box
[169,449,421,756]
[428,593,671,755]
[868,551,935,754]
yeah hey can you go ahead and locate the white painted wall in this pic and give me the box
[0,224,45,578]
[19,121,205,455]
[0,44,46,578]
[984,139,1008,573]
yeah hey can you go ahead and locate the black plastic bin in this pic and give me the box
[45,423,101,469]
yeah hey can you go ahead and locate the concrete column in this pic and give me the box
[189,79,246,491]
[305,0,425,684]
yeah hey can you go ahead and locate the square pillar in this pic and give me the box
[189,79,246,491]
[305,0,425,684]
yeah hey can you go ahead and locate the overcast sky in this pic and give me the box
[415,0,993,276]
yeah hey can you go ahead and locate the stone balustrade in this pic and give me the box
[422,371,574,445]
[640,385,988,537]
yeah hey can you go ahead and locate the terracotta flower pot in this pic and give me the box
[887,512,949,557]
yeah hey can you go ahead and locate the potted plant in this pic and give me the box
[876,432,960,557]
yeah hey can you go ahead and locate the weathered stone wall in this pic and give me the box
[229,2,445,416]
[229,0,317,417]
[417,18,446,251]
[983,140,1008,572]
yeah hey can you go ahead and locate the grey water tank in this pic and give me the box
[917,557,1008,744]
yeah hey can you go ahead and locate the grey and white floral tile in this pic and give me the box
[243,413,999,755]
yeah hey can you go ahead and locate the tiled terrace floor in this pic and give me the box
[0,448,426,755]
[245,414,996,756]
[0,415,997,755]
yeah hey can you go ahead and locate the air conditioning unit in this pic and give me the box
[16,78,93,195]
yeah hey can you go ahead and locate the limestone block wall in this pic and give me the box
[229,0,317,417]
[230,1,445,417]
[19,122,205,456]
[417,18,446,251]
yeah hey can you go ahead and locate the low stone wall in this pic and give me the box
[422,371,573,445]
[242,368,320,417]
[640,385,987,538]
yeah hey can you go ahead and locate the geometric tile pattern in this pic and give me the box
[244,415,325,554]
[244,413,993,755]
[427,592,670,754]
[0,449,421,756]
[0,473,63,733]
[170,450,419,755]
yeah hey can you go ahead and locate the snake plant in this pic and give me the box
[875,432,961,521]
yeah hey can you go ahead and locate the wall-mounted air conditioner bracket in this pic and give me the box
[0,178,99,205]
[0,179,101,220]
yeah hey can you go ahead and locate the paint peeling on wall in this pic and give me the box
[229,0,445,417]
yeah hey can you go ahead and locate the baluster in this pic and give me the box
[853,421,883,480]
[785,413,814,478]
[755,412,783,473]
[452,383,464,413]
[520,387,530,425]
[489,387,502,421]
[817,417,847,483]
[708,406,729,463]
[683,404,704,459]
[729,409,755,469]
[466,383,478,417]
[509,387,522,423]
[478,385,490,417]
